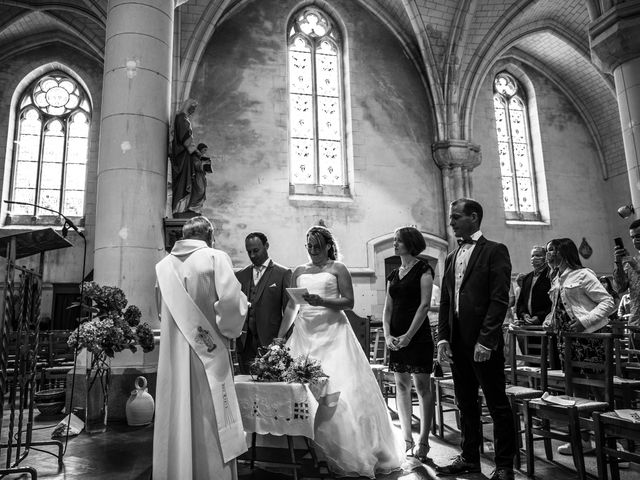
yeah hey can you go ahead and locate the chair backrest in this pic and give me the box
[613,323,640,378]
[47,330,74,365]
[508,326,550,391]
[345,310,370,355]
[563,331,615,409]
[369,327,387,364]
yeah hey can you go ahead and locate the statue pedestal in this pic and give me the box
[163,218,186,252]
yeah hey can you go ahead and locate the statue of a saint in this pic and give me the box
[170,99,201,216]
[188,143,211,213]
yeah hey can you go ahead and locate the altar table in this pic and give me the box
[234,375,335,479]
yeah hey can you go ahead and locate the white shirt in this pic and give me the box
[454,230,482,313]
[439,230,489,351]
[253,258,271,284]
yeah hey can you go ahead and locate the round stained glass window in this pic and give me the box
[32,75,85,116]
[45,86,70,107]
[494,72,518,97]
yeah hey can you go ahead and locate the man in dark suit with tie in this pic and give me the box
[515,245,551,327]
[235,232,291,374]
[436,198,515,480]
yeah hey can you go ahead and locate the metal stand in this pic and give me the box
[0,229,72,478]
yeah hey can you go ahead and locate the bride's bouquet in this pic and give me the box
[283,355,328,385]
[249,338,292,382]
[250,338,328,384]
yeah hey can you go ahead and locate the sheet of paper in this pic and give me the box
[614,409,640,423]
[286,287,309,305]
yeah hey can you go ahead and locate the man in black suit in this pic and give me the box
[436,198,515,480]
[515,245,551,327]
[235,232,291,374]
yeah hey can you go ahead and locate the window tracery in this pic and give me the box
[9,72,90,223]
[288,8,348,195]
[493,71,539,220]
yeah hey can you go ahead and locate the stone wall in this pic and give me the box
[472,61,630,276]
[0,44,103,318]
[187,0,442,319]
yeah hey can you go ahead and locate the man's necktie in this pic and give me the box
[254,266,263,283]
[457,238,476,246]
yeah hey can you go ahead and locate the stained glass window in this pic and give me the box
[288,8,347,193]
[9,73,90,221]
[493,72,539,220]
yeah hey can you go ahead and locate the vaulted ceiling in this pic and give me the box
[0,0,623,178]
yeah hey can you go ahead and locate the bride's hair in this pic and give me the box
[306,225,339,261]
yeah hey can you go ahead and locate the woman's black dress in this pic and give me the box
[387,260,434,373]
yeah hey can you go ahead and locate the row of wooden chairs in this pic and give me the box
[429,325,640,479]
[5,330,74,391]
[510,326,640,479]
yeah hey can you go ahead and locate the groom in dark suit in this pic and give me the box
[436,198,515,480]
[235,232,291,374]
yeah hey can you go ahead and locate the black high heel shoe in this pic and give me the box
[405,439,415,457]
[415,441,430,463]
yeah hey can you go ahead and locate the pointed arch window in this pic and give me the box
[493,72,539,221]
[8,72,90,224]
[288,7,348,196]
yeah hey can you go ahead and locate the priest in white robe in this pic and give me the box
[153,216,248,480]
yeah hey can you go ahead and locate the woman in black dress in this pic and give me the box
[382,226,434,463]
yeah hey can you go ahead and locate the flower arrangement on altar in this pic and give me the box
[250,338,328,384]
[67,281,155,360]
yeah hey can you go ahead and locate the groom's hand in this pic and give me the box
[473,342,491,362]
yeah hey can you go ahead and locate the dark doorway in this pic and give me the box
[52,283,81,330]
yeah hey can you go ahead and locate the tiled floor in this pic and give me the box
[1,402,639,479]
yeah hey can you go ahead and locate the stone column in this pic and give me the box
[94,0,173,330]
[432,139,481,247]
[589,1,640,216]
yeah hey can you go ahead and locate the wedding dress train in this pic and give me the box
[286,272,402,478]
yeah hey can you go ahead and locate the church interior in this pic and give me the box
[1,0,640,478]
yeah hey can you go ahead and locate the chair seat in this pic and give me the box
[530,395,609,412]
[613,376,640,386]
[517,366,542,373]
[547,369,565,378]
[437,378,456,388]
[505,385,543,399]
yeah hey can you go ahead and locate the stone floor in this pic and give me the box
[1,401,639,479]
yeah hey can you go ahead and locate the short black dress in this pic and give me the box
[387,260,434,373]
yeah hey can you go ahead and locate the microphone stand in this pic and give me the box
[4,200,87,455]
[4,200,85,238]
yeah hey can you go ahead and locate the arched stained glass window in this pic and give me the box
[493,72,539,220]
[9,72,90,222]
[288,8,348,195]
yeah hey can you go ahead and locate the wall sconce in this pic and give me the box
[617,204,635,219]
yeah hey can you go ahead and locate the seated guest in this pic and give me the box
[515,246,551,327]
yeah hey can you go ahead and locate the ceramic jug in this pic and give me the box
[125,376,154,426]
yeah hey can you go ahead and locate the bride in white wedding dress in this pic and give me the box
[278,226,403,478]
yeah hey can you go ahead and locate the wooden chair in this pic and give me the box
[523,332,615,480]
[41,330,74,389]
[504,327,550,469]
[593,410,640,480]
[432,361,492,450]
